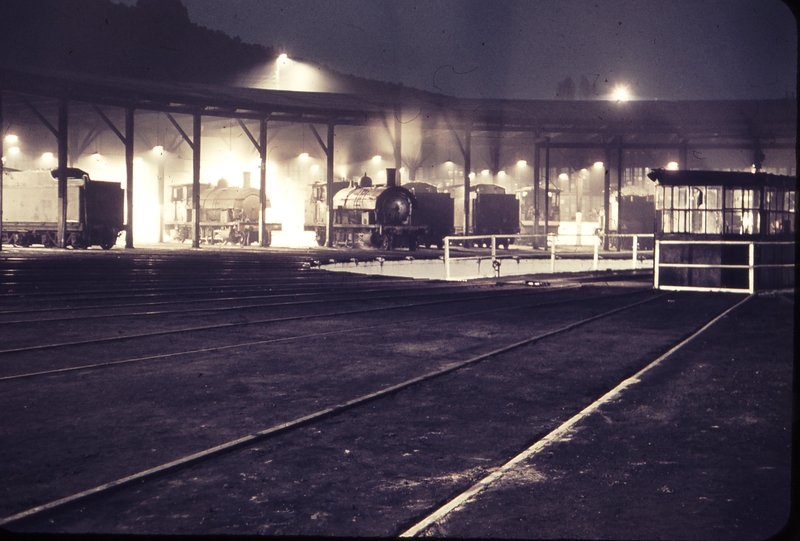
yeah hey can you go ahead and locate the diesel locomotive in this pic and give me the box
[1,168,124,249]
[165,179,280,246]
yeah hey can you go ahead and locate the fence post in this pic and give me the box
[444,237,451,281]
[491,235,496,264]
[550,235,556,273]
[593,235,599,271]
[748,242,755,294]
[632,234,638,269]
[653,240,660,289]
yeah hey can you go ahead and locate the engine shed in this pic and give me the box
[648,168,795,293]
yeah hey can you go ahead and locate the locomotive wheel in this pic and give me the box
[378,234,392,250]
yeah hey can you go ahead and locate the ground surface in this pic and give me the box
[0,244,794,539]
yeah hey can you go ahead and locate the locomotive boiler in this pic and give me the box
[1,168,123,249]
[165,179,279,246]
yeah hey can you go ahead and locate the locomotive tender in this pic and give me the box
[444,183,520,248]
[165,179,279,246]
[1,168,123,249]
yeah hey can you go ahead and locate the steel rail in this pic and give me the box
[0,283,531,322]
[399,293,754,537]
[0,286,646,382]
[0,291,664,527]
[0,284,598,356]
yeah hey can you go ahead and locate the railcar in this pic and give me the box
[1,168,123,249]
[305,179,353,246]
[165,179,279,246]
[444,183,520,247]
[517,186,561,235]
[610,192,655,249]
[403,182,455,249]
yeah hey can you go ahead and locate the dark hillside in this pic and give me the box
[0,0,273,85]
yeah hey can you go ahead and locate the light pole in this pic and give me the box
[276,53,288,90]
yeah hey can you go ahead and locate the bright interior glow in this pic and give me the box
[372,155,382,163]
[612,86,630,101]
[153,145,164,154]
[667,161,679,170]
[469,172,476,179]
[42,152,54,160]
[278,53,288,63]
[517,160,527,167]
[5,134,18,143]
[299,152,309,160]
[594,161,604,169]
[558,173,569,181]
[481,169,490,176]
[310,164,319,172]
[498,171,506,177]
[8,146,19,155]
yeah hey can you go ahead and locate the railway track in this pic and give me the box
[0,248,790,538]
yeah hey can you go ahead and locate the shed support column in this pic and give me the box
[259,118,268,247]
[544,137,551,236]
[57,98,68,249]
[125,108,134,248]
[325,123,335,247]
[0,91,3,251]
[394,112,402,181]
[533,141,540,245]
[157,159,165,243]
[463,128,471,235]
[616,144,623,252]
[603,146,611,250]
[192,113,201,248]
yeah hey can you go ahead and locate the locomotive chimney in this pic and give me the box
[242,171,251,189]
[386,168,397,187]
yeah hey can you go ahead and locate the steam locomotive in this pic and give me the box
[324,169,429,249]
[1,168,123,249]
[165,179,280,246]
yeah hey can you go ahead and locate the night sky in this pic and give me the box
[111,0,798,101]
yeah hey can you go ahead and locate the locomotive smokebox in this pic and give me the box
[386,168,397,187]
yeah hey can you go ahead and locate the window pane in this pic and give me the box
[664,186,672,209]
[706,187,722,209]
[676,186,688,209]
[690,210,705,233]
[725,210,742,234]
[707,211,722,234]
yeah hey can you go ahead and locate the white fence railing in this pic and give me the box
[443,233,654,280]
[654,240,795,294]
